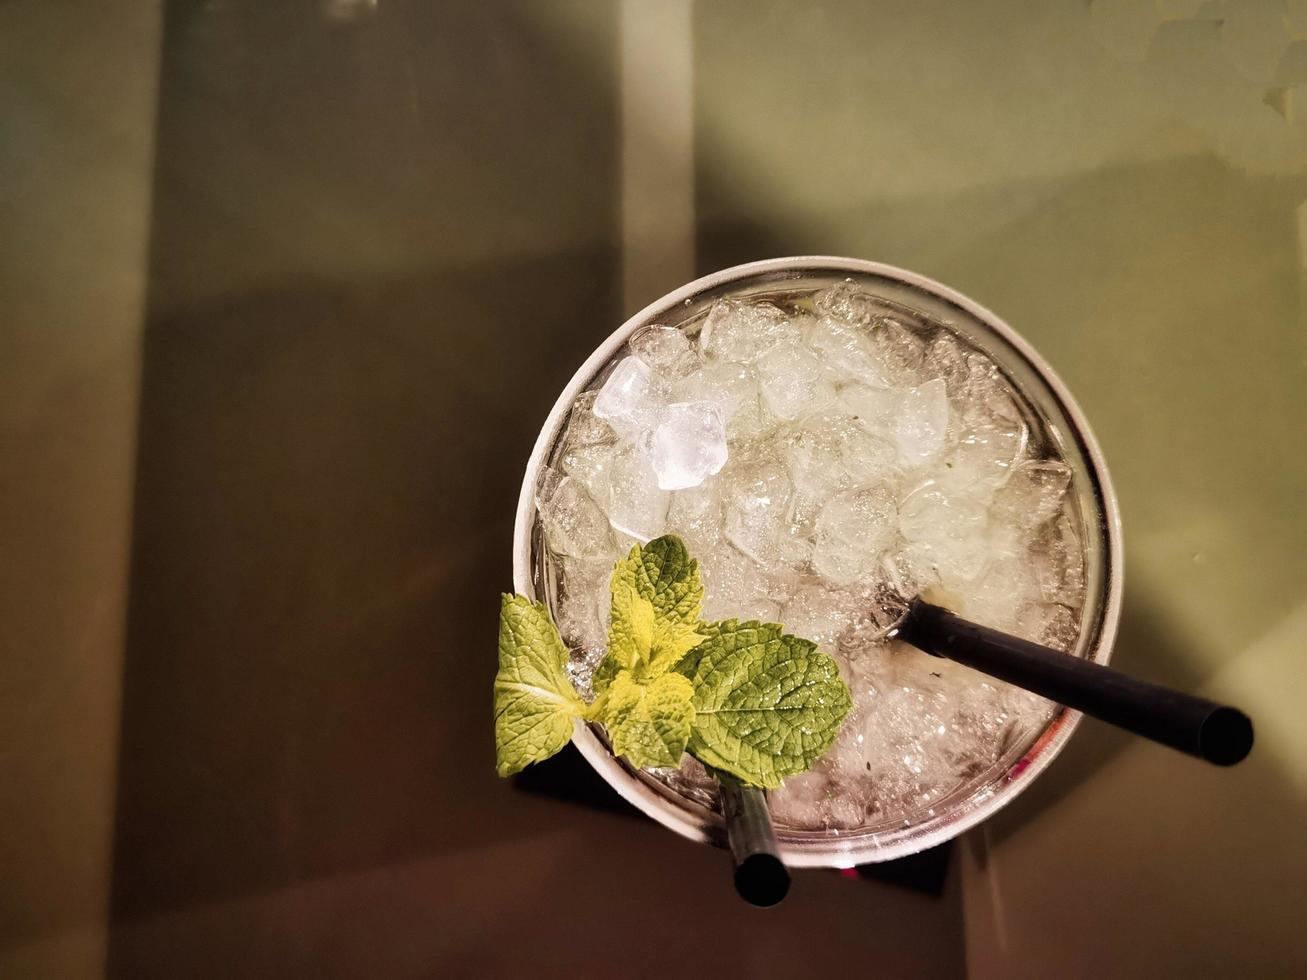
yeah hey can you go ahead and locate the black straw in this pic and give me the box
[720,784,790,907]
[897,599,1254,766]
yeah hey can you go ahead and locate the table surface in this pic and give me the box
[2,2,1305,977]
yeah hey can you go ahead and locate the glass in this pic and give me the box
[513,256,1123,866]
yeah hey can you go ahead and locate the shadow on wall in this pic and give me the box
[110,252,619,914]
[110,0,620,957]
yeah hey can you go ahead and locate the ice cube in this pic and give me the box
[535,464,565,507]
[939,414,1029,493]
[560,441,615,504]
[1016,601,1080,651]
[556,555,612,685]
[898,482,992,590]
[990,459,1073,530]
[782,583,857,651]
[594,356,659,437]
[698,298,800,363]
[843,637,899,702]
[536,468,614,560]
[1055,513,1086,601]
[698,546,780,623]
[840,383,903,434]
[784,579,904,656]
[920,334,970,392]
[893,541,944,595]
[721,456,796,568]
[562,389,616,449]
[805,317,888,385]
[730,398,781,441]
[987,521,1026,563]
[755,339,835,420]
[926,536,991,589]
[898,551,981,602]
[814,771,871,828]
[611,529,643,559]
[649,401,728,490]
[894,378,949,465]
[780,412,898,497]
[772,521,816,575]
[769,771,837,830]
[778,417,855,526]
[839,421,900,488]
[864,668,953,768]
[787,476,841,532]
[670,360,771,441]
[605,445,669,542]
[867,316,926,385]
[664,480,722,556]
[960,354,1023,427]
[962,556,1040,632]
[812,486,897,586]
[779,415,843,477]
[854,662,960,822]
[1033,512,1086,605]
[628,324,698,379]
[813,280,880,327]
[1001,685,1057,745]
[937,676,1019,776]
[898,482,988,544]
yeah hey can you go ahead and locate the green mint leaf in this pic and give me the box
[493,594,586,777]
[675,620,853,789]
[603,578,657,678]
[595,535,705,694]
[604,671,695,769]
[626,534,706,627]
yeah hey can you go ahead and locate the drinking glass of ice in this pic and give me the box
[512,257,1122,866]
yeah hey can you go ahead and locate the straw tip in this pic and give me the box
[734,853,790,907]
[1200,707,1254,766]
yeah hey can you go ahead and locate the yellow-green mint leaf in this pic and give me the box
[597,535,706,693]
[604,578,657,676]
[604,670,695,770]
[493,594,585,777]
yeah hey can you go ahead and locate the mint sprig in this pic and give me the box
[493,535,853,787]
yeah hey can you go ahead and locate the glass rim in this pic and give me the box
[512,255,1124,867]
